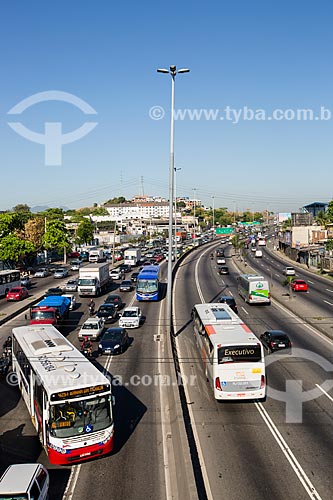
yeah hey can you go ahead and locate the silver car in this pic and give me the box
[54,268,69,279]
[34,268,50,278]
[64,279,78,292]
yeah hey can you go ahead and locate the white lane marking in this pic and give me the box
[275,274,280,277]
[325,288,333,293]
[63,465,82,500]
[315,384,333,403]
[64,350,114,499]
[323,300,333,307]
[178,248,213,499]
[272,298,333,347]
[241,306,249,315]
[255,402,322,500]
[158,300,172,500]
[307,280,314,284]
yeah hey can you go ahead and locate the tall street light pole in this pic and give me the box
[157,65,190,331]
[212,196,215,232]
[174,167,181,259]
[193,187,197,240]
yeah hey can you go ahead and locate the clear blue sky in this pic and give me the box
[1,0,332,213]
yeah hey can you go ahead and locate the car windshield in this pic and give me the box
[106,296,119,302]
[83,323,99,330]
[123,310,137,317]
[103,331,123,341]
[270,333,289,341]
[49,396,113,438]
[99,306,114,313]
[10,288,21,293]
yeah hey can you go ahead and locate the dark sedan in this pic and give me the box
[119,280,133,292]
[45,287,63,297]
[96,303,118,323]
[119,264,131,274]
[98,327,129,355]
[218,266,229,275]
[104,294,124,310]
[130,272,139,283]
[217,295,238,314]
[260,330,292,354]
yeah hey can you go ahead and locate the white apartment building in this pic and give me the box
[92,202,170,223]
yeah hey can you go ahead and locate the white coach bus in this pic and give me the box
[191,303,266,400]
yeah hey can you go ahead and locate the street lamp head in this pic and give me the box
[178,68,190,73]
[170,65,177,73]
[157,68,169,73]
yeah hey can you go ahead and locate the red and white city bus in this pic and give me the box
[12,325,114,465]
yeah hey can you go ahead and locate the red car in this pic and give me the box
[290,279,308,292]
[67,251,80,258]
[153,254,164,263]
[6,286,29,301]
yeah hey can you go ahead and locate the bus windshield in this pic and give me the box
[218,345,262,364]
[136,279,158,292]
[49,396,113,438]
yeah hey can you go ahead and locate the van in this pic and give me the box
[0,463,49,500]
[255,250,263,258]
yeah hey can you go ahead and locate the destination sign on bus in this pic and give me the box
[218,345,261,363]
[51,384,110,401]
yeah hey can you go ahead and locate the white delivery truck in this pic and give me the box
[123,248,142,267]
[89,249,105,263]
[77,262,110,296]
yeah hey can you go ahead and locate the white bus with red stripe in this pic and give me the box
[12,325,114,465]
[191,303,266,400]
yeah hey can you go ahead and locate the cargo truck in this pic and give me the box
[175,231,187,242]
[30,296,71,326]
[123,248,141,267]
[77,262,110,296]
[89,249,105,263]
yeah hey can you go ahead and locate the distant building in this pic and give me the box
[94,202,170,221]
[302,202,328,217]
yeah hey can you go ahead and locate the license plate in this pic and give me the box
[278,343,286,347]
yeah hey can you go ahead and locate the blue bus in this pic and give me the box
[136,265,160,301]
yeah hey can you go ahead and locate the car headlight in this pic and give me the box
[99,344,102,348]
[114,344,120,349]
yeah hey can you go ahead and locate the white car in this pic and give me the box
[0,463,49,500]
[216,256,226,265]
[283,266,296,276]
[109,268,121,280]
[70,261,81,271]
[78,317,105,341]
[34,268,50,278]
[62,293,76,310]
[119,306,143,329]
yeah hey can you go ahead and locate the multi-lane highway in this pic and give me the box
[173,242,333,500]
[0,243,332,500]
[0,261,195,500]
